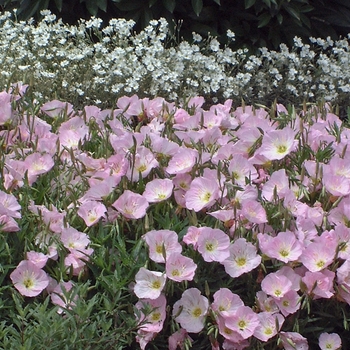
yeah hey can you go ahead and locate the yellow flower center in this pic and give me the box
[236,257,247,267]
[152,280,161,289]
[192,307,202,318]
[277,145,287,153]
[23,278,34,289]
[238,320,247,329]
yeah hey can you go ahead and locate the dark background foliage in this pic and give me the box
[0,0,349,51]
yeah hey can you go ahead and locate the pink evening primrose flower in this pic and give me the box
[319,332,342,350]
[166,148,198,175]
[135,294,167,333]
[261,272,292,300]
[172,288,209,333]
[10,260,49,297]
[257,126,297,160]
[222,238,261,278]
[261,169,290,201]
[302,269,335,299]
[185,176,220,212]
[253,312,285,342]
[279,331,308,350]
[142,178,174,203]
[112,190,149,219]
[134,268,166,300]
[143,229,182,263]
[77,200,107,226]
[299,241,335,272]
[50,281,76,313]
[211,288,244,318]
[168,329,192,350]
[240,199,267,224]
[197,227,230,262]
[224,305,260,339]
[165,253,197,282]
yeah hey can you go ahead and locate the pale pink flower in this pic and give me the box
[168,329,192,350]
[185,176,220,212]
[216,316,245,343]
[60,227,91,251]
[23,152,54,185]
[319,332,342,350]
[262,230,303,263]
[142,178,174,203]
[261,169,290,201]
[64,249,92,276]
[127,146,159,181]
[134,268,166,299]
[143,229,182,263]
[255,291,279,314]
[261,272,292,300]
[77,200,106,226]
[302,269,335,299]
[299,241,335,272]
[211,288,244,317]
[50,281,76,313]
[183,226,203,249]
[0,90,13,125]
[222,238,261,278]
[322,169,350,197]
[274,290,301,316]
[279,331,308,350]
[253,312,284,342]
[10,260,49,297]
[0,190,21,218]
[172,288,209,333]
[224,305,260,339]
[26,251,48,269]
[197,227,230,262]
[0,215,19,232]
[135,330,156,350]
[258,127,297,160]
[166,148,198,175]
[135,294,166,333]
[41,100,74,118]
[165,253,197,282]
[240,199,267,224]
[228,154,258,186]
[112,190,149,219]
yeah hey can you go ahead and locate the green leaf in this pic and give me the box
[97,0,107,12]
[191,0,203,16]
[212,0,220,5]
[262,0,271,8]
[283,4,301,21]
[245,0,255,9]
[162,0,176,13]
[277,13,283,24]
[53,0,62,12]
[85,0,99,16]
[257,12,271,28]
[149,0,158,7]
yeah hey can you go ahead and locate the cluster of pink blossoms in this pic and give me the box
[1,86,349,348]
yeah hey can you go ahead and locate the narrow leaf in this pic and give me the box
[191,0,203,16]
[245,0,255,9]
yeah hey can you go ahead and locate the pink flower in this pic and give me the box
[240,199,267,224]
[197,227,230,262]
[60,227,91,251]
[143,229,182,263]
[257,126,297,160]
[135,294,167,333]
[127,146,159,181]
[112,190,149,219]
[26,251,48,269]
[50,281,76,313]
[168,329,192,350]
[10,260,49,297]
[261,169,290,201]
[302,269,335,299]
[165,253,197,282]
[77,200,106,226]
[166,148,198,175]
[228,154,258,186]
[23,152,54,185]
[319,332,342,350]
[172,288,209,333]
[211,288,244,317]
[261,272,292,300]
[0,90,13,125]
[134,268,166,299]
[279,331,308,350]
[261,230,303,263]
[224,306,260,339]
[185,176,220,212]
[222,238,261,278]
[183,226,203,249]
[142,178,174,203]
[274,290,301,316]
[299,241,335,272]
[253,312,284,342]
[255,291,279,314]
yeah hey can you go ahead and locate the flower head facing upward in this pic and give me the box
[10,260,49,297]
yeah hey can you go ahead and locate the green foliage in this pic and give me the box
[1,0,350,51]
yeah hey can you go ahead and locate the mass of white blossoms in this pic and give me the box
[0,10,350,108]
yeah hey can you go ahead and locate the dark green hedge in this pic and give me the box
[0,0,349,51]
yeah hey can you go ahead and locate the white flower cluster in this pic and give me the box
[0,10,349,107]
